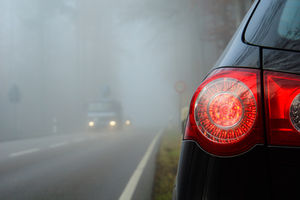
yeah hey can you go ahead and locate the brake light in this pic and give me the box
[264,71,300,146]
[184,68,264,156]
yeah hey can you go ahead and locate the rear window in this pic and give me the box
[245,0,300,51]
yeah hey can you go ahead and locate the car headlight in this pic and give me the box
[125,120,131,125]
[109,120,116,127]
[88,121,95,127]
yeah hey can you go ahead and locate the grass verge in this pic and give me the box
[152,128,182,200]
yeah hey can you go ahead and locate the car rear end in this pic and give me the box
[174,0,300,199]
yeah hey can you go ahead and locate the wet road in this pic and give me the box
[0,128,160,200]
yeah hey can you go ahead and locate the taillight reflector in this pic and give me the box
[185,68,264,156]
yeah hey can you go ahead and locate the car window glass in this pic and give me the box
[245,0,300,51]
[278,0,300,40]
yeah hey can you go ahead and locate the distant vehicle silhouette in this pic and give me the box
[87,99,123,131]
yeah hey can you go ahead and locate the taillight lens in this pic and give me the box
[265,71,300,146]
[290,94,300,132]
[185,68,264,156]
[195,78,257,144]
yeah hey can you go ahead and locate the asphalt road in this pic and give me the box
[0,128,161,200]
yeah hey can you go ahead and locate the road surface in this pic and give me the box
[0,128,161,200]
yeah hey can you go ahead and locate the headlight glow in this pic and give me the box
[109,120,116,127]
[125,120,131,125]
[89,121,95,127]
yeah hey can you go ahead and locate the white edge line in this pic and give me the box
[9,148,40,157]
[119,129,163,200]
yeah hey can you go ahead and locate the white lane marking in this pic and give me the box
[49,142,68,148]
[9,148,40,158]
[119,130,162,200]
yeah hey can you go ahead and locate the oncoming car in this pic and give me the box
[173,0,300,199]
[87,100,123,131]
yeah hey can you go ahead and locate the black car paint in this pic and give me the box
[176,141,268,200]
[174,0,300,199]
[263,49,300,74]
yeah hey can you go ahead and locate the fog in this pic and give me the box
[0,0,251,140]
[0,0,254,199]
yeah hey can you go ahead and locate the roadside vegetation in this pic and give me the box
[152,127,182,200]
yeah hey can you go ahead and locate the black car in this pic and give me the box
[173,0,300,199]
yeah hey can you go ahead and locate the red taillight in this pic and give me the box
[264,71,300,146]
[184,68,264,156]
[195,78,257,144]
[208,92,243,128]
